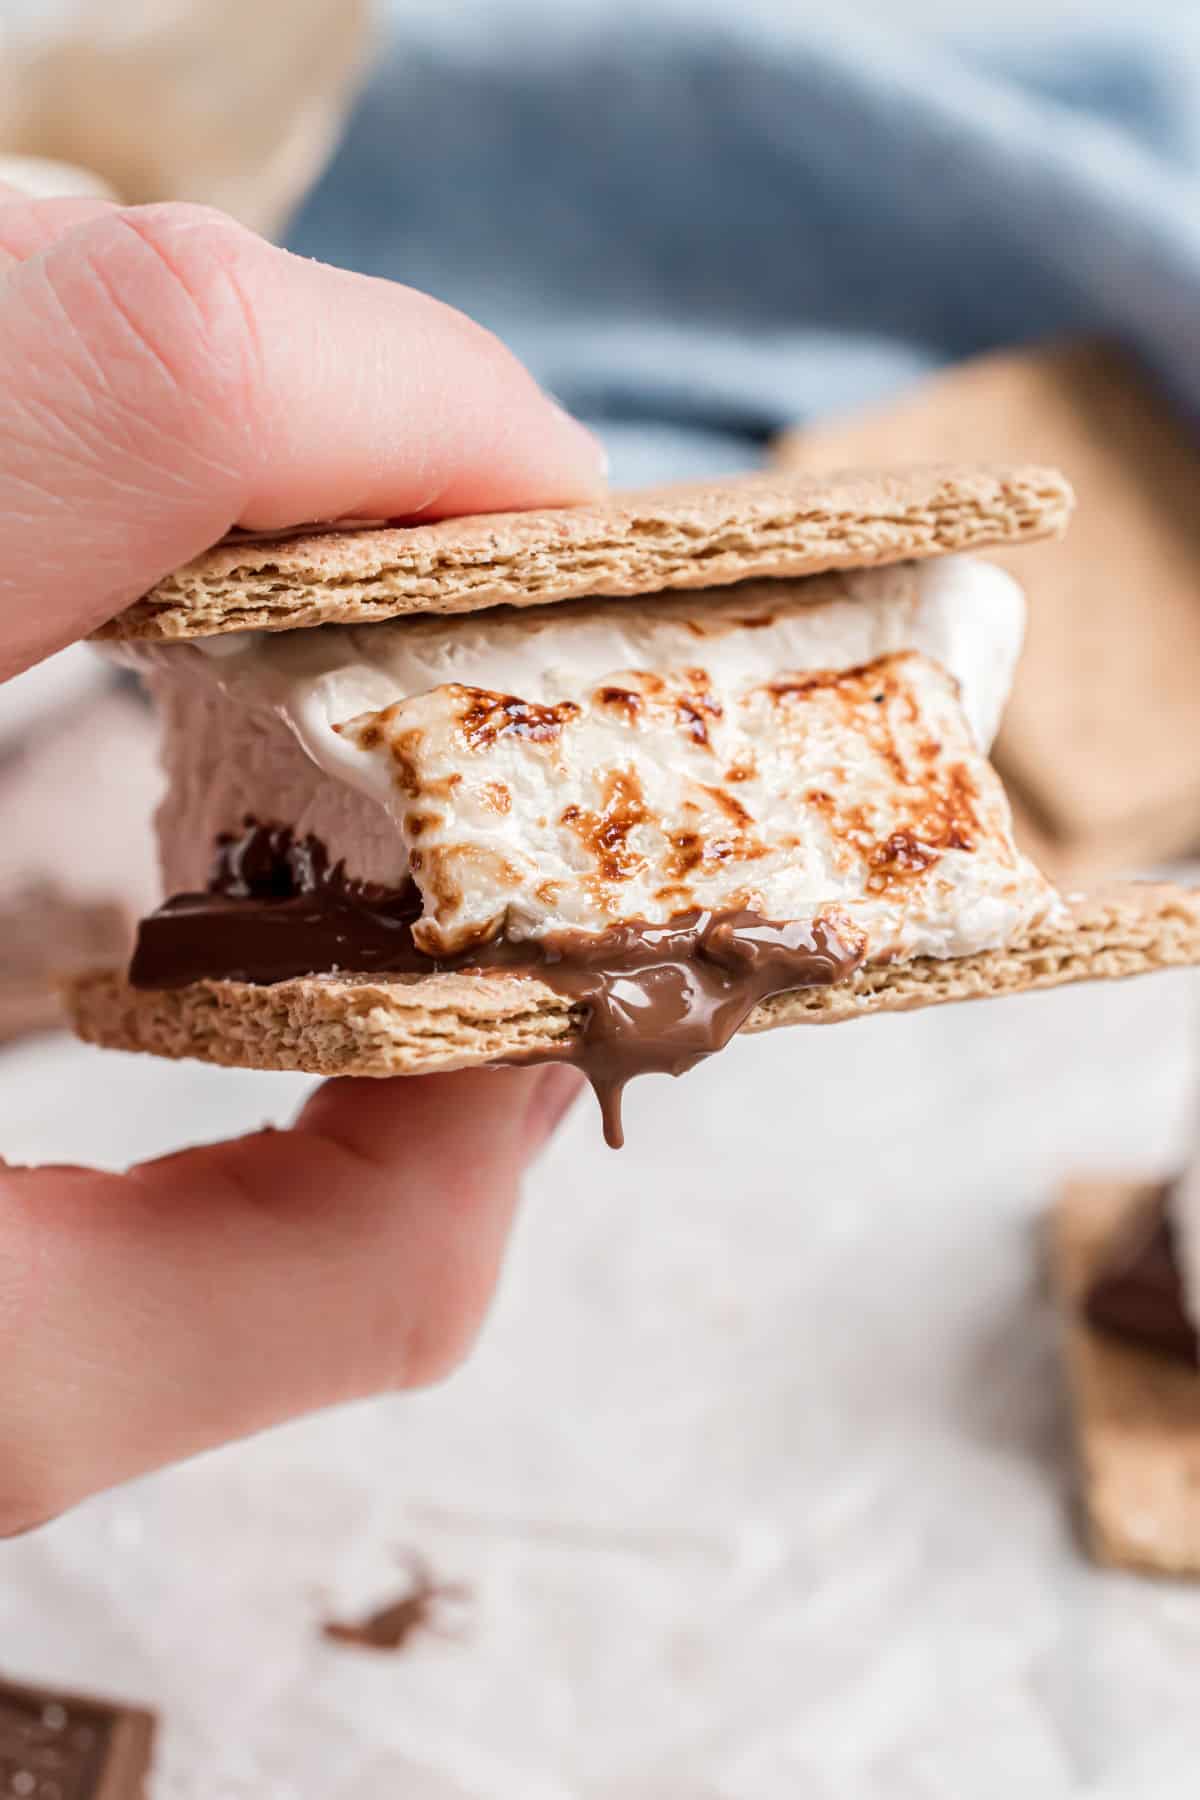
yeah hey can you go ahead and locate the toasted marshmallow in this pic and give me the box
[337,649,1051,957]
[118,556,1056,960]
[181,552,1023,754]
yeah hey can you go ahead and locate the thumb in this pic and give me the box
[0,201,605,677]
[0,1065,582,1534]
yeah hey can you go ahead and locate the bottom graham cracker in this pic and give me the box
[1054,1179,1200,1575]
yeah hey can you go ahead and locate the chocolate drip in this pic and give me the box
[511,911,861,1145]
[1083,1182,1199,1365]
[131,822,866,1146]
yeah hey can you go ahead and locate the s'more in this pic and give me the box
[1055,1169,1200,1574]
[66,465,1200,1144]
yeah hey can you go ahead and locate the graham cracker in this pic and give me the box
[66,883,1200,1081]
[1053,1177,1200,1576]
[97,464,1071,643]
[775,343,1200,875]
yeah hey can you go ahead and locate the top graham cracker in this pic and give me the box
[99,463,1073,642]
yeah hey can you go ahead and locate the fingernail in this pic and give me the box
[545,396,610,483]
[523,1064,584,1156]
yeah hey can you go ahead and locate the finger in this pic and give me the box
[0,191,116,272]
[0,201,606,677]
[0,1064,581,1532]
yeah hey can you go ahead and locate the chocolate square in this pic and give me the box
[0,1677,155,1800]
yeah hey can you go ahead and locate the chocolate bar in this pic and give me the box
[0,1676,155,1800]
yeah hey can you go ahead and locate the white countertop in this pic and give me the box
[2,916,1199,1797]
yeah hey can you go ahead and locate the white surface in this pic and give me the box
[2,928,1200,1796]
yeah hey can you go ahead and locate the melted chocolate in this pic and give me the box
[131,822,866,1146]
[509,909,861,1145]
[1083,1182,1199,1365]
[132,825,423,988]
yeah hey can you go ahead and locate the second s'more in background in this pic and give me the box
[68,464,1200,1144]
[775,343,1200,880]
[1054,1167,1200,1576]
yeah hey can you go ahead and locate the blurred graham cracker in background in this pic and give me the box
[776,344,1200,883]
[1053,1179,1200,1576]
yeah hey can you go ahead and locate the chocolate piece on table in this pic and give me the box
[321,1555,469,1653]
[0,1675,156,1799]
[1084,1181,1199,1365]
[1053,1179,1200,1576]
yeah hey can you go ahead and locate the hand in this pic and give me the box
[0,190,603,1533]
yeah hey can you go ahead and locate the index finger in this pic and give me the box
[0,202,606,677]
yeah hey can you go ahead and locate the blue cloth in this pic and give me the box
[288,3,1200,483]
